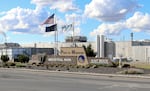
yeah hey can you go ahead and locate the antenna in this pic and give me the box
[1,32,7,55]
[131,32,133,42]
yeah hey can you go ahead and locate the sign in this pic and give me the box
[60,47,89,66]
[60,47,85,56]
[48,58,72,62]
[78,55,85,63]
[90,58,109,64]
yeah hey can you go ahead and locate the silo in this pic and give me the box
[97,35,104,58]
[100,35,104,58]
[97,35,100,58]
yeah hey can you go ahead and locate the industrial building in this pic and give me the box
[0,35,150,63]
[21,35,150,63]
[0,43,54,61]
[97,35,150,62]
[65,36,87,42]
[115,41,150,62]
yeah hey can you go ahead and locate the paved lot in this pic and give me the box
[0,68,150,91]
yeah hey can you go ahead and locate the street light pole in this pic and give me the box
[118,54,123,68]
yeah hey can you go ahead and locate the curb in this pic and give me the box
[1,68,150,79]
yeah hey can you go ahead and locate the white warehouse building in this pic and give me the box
[21,35,150,63]
[0,35,150,63]
[115,41,150,62]
[0,43,54,61]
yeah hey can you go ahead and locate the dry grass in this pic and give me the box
[118,68,144,74]
[130,62,150,69]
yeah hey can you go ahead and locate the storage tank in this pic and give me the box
[97,35,104,58]
[97,35,100,58]
[100,35,104,58]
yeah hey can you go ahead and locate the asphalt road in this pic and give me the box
[0,68,150,91]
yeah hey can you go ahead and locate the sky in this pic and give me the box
[0,0,150,44]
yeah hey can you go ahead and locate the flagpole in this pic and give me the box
[72,17,75,47]
[42,13,56,56]
[54,10,57,56]
[54,9,58,56]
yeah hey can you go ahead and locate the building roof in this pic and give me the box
[65,36,87,42]
[0,43,20,48]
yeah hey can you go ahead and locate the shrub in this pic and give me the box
[69,64,74,68]
[1,55,9,63]
[40,55,47,64]
[15,54,29,63]
[6,62,16,66]
[75,65,80,68]
[32,62,36,65]
[59,64,63,67]
[81,66,85,68]
[91,64,98,68]
[122,64,130,68]
[85,65,90,69]
[16,63,27,68]
[56,69,61,71]
[49,64,54,67]
[54,64,59,68]
[83,44,96,57]
[66,66,70,70]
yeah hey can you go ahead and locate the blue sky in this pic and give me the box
[0,0,150,44]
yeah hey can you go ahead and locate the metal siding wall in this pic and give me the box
[105,42,115,60]
[115,41,132,58]
[115,41,150,62]
[132,46,150,62]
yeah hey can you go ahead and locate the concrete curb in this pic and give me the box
[1,68,150,79]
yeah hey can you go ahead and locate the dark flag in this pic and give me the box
[42,14,54,25]
[45,24,57,32]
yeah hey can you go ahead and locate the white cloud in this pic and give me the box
[90,11,150,36]
[126,12,150,32]
[0,7,51,34]
[31,0,78,12]
[0,6,81,37]
[65,13,83,26]
[64,13,84,35]
[90,22,126,36]
[84,0,139,22]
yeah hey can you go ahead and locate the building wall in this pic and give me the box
[31,48,54,55]
[20,40,150,62]
[0,48,13,61]
[115,41,132,58]
[21,42,115,58]
[115,41,150,62]
[132,46,150,62]
[22,42,97,53]
[0,48,31,61]
[104,41,115,59]
[12,48,32,59]
[0,48,54,62]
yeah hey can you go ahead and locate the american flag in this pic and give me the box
[42,14,54,25]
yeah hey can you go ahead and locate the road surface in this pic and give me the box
[0,68,150,91]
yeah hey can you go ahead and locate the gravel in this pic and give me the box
[26,66,150,75]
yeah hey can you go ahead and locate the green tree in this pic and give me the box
[40,55,47,64]
[83,44,96,57]
[17,54,29,63]
[1,55,9,63]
